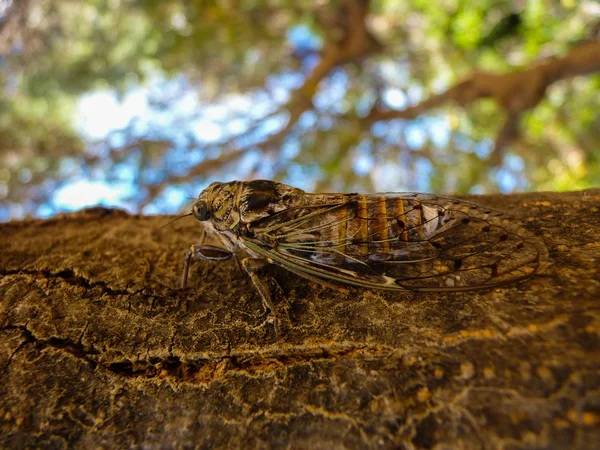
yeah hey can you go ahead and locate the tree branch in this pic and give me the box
[367,40,600,162]
[147,0,383,202]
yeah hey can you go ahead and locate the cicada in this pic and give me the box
[183,180,548,332]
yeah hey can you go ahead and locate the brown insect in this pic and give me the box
[183,180,548,332]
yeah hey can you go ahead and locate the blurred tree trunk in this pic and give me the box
[1,189,599,449]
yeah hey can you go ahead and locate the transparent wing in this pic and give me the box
[242,194,548,292]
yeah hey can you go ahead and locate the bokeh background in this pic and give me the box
[1,0,599,221]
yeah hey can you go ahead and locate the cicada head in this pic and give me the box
[192,181,242,231]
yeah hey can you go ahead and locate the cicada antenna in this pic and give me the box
[161,213,193,229]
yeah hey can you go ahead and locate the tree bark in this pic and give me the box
[1,189,599,449]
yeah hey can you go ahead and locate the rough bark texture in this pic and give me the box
[1,189,599,449]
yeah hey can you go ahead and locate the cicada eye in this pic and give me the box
[192,201,210,221]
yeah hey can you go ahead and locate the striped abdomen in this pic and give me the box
[328,194,446,262]
[263,194,449,265]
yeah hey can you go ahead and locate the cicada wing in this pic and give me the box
[241,239,401,290]
[245,193,548,292]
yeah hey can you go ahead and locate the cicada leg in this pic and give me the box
[241,258,287,335]
[182,244,233,289]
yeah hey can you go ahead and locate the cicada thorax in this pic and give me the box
[199,180,308,233]
[237,180,307,226]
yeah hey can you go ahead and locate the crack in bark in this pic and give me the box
[0,268,141,297]
[2,325,99,370]
[2,321,400,382]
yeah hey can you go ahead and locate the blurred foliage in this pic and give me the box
[0,0,598,220]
